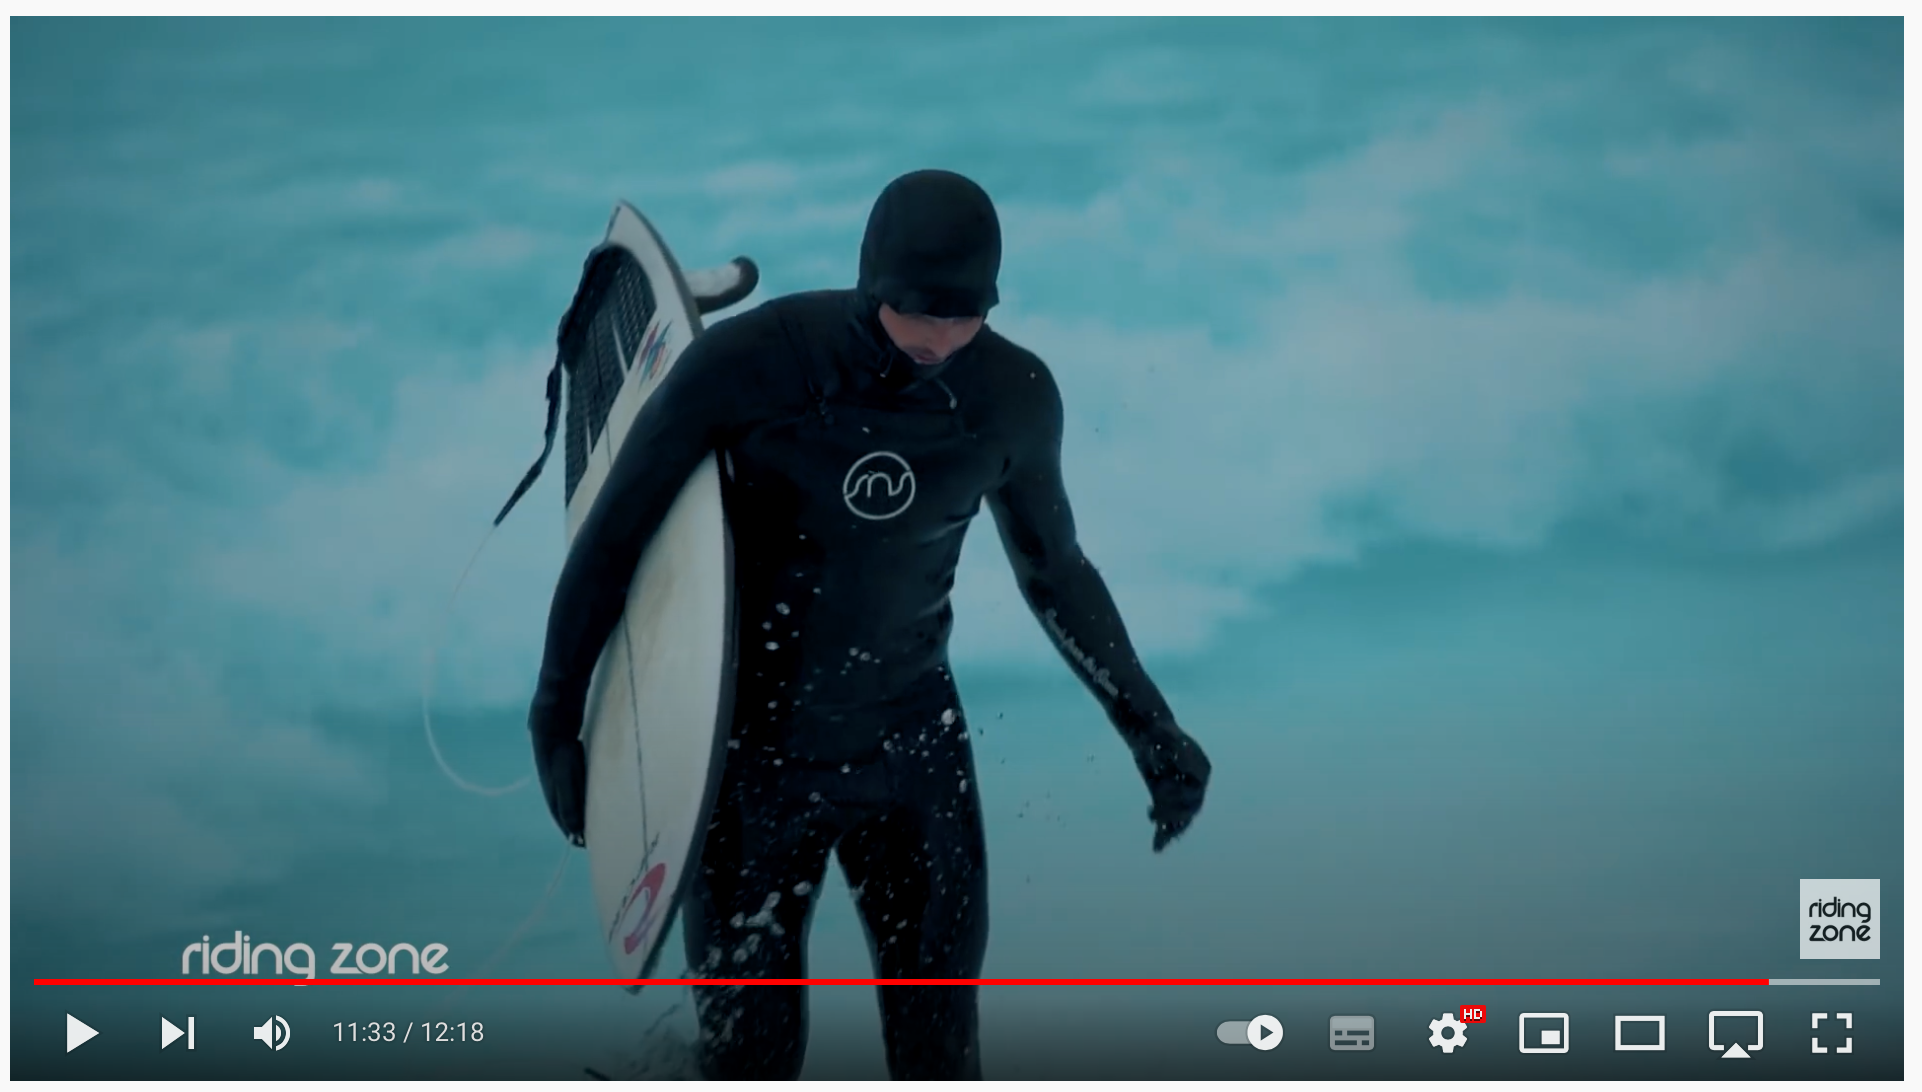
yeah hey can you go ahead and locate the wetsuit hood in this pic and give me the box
[851,170,1000,389]
[858,170,1001,321]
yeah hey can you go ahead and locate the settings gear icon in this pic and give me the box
[1428,1012,1469,1053]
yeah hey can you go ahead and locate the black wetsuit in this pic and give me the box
[528,171,1209,1079]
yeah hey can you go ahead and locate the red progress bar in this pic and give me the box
[35,978,1773,986]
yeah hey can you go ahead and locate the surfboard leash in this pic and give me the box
[492,355,562,528]
[420,517,536,797]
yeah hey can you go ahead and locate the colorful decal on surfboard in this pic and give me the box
[614,861,670,956]
[635,319,673,385]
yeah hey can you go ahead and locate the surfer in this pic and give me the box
[528,169,1211,1079]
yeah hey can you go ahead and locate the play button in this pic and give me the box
[1247,1014,1284,1050]
[66,1014,99,1053]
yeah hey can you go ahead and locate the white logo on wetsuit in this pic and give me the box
[843,451,916,520]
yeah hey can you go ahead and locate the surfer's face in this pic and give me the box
[878,303,984,367]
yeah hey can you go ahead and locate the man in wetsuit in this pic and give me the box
[527,169,1212,1079]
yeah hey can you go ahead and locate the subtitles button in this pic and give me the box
[1329,1015,1375,1050]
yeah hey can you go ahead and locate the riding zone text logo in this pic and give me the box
[1800,879,1879,960]
[181,932,452,979]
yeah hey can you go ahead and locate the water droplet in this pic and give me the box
[775,603,790,615]
[793,881,813,896]
[858,651,872,662]
[940,708,957,726]
[808,791,821,803]
[765,641,779,650]
[840,764,851,774]
[762,621,772,630]
[767,701,778,709]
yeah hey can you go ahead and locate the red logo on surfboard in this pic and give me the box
[617,862,670,955]
[635,320,672,384]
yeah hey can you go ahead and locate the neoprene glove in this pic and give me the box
[529,697,588,847]
[1130,722,1212,852]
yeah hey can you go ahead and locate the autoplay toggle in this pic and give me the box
[1216,1016,1284,1050]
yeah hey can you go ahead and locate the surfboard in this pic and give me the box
[553,203,755,982]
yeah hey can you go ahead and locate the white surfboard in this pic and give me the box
[556,203,754,981]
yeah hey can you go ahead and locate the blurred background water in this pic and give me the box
[12,16,1902,1078]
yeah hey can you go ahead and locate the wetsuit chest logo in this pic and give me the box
[843,451,916,520]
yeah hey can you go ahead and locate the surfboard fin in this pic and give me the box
[685,257,759,315]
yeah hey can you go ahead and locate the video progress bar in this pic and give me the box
[32,978,1879,987]
[1770,979,1881,986]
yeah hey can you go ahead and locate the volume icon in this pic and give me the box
[252,1015,291,1051]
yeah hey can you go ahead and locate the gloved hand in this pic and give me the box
[529,701,587,847]
[1129,722,1211,852]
